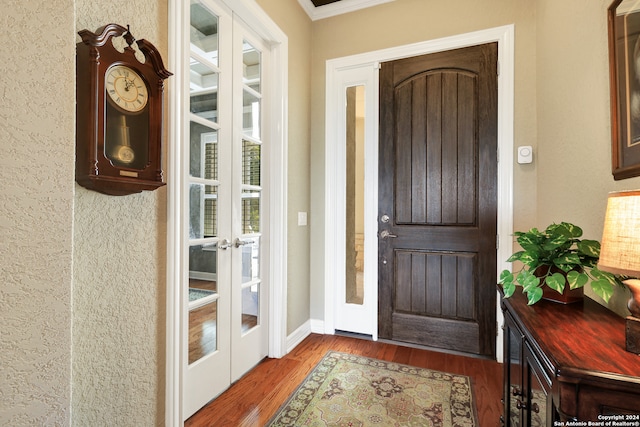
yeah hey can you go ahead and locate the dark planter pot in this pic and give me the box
[534,265,584,304]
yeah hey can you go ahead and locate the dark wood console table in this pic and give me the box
[499,285,640,425]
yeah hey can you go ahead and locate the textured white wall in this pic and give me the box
[0,0,75,425]
[73,2,168,425]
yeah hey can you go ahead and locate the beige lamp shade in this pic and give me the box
[598,190,640,277]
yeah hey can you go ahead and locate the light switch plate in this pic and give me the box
[298,212,307,226]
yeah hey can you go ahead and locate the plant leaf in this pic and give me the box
[521,273,540,292]
[554,253,581,265]
[517,231,544,252]
[543,234,569,251]
[566,270,588,289]
[556,222,582,238]
[503,281,516,298]
[545,273,566,293]
[591,268,619,286]
[577,239,600,258]
[506,251,525,263]
[590,279,614,303]
[499,270,514,284]
[519,252,540,267]
[526,287,543,305]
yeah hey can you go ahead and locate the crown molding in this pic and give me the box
[298,0,394,21]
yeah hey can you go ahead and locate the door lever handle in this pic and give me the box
[218,238,231,250]
[380,230,398,239]
[234,238,250,248]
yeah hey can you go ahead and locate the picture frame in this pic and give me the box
[608,0,640,180]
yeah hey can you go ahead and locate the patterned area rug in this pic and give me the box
[267,351,478,427]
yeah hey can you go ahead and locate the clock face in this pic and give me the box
[105,65,149,112]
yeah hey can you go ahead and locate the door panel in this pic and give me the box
[184,2,232,418]
[394,251,476,319]
[230,29,268,382]
[378,43,497,357]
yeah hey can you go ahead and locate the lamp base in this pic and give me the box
[626,316,640,354]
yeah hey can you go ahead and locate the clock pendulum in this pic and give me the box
[110,115,135,165]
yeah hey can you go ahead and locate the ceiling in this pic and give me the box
[298,0,394,20]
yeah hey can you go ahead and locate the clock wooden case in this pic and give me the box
[76,24,172,196]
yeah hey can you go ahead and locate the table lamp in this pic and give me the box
[598,190,640,354]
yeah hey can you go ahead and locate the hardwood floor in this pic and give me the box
[185,333,503,426]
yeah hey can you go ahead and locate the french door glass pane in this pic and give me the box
[190,1,219,66]
[241,285,258,333]
[242,90,260,140]
[241,190,260,234]
[240,237,260,282]
[189,244,218,292]
[242,39,261,140]
[188,243,219,364]
[189,122,218,180]
[243,41,260,93]
[190,183,218,239]
[242,139,260,186]
[190,59,218,123]
[188,301,217,364]
[241,237,260,334]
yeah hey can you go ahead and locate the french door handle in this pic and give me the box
[218,238,232,250]
[234,238,250,248]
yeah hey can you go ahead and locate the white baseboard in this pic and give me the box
[286,320,311,353]
[310,318,325,334]
[284,318,330,354]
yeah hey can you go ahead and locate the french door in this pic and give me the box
[181,0,269,419]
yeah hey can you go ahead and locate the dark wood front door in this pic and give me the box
[378,43,498,357]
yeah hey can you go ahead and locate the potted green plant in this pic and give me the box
[499,222,623,305]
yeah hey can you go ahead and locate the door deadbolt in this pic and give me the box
[381,214,390,223]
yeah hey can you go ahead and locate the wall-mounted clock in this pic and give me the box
[76,24,172,196]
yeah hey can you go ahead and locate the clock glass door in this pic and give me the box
[182,0,270,420]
